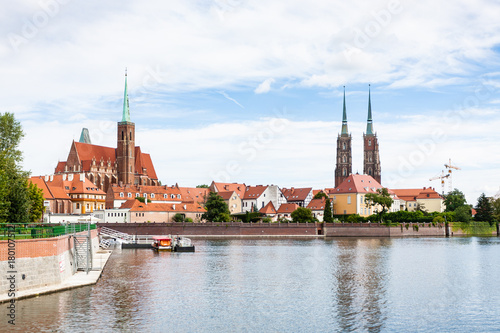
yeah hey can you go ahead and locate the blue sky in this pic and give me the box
[2,0,500,204]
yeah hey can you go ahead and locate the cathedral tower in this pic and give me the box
[335,87,352,187]
[363,85,381,184]
[117,69,136,185]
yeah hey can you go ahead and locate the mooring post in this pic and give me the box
[497,222,499,237]
[445,216,449,237]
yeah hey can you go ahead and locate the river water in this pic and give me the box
[2,237,500,332]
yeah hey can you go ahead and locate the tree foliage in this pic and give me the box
[313,191,328,200]
[202,192,231,222]
[444,189,467,212]
[172,213,185,222]
[291,207,315,223]
[364,188,393,221]
[475,193,494,225]
[0,112,44,223]
[196,184,209,188]
[454,205,472,223]
[323,197,333,223]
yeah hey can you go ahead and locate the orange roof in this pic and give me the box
[110,184,183,201]
[212,182,246,198]
[125,200,205,213]
[333,174,383,194]
[218,191,237,200]
[277,203,299,214]
[312,190,325,197]
[243,185,268,199]
[54,161,66,173]
[32,174,104,199]
[390,188,442,201]
[281,187,312,202]
[74,141,116,164]
[134,147,158,179]
[260,202,277,214]
[179,187,209,203]
[29,177,54,199]
[307,198,325,211]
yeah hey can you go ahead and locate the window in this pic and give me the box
[343,168,347,176]
[368,140,371,146]
[347,196,351,204]
[136,193,140,197]
[128,193,132,197]
[76,203,80,209]
[177,194,181,199]
[121,131,124,140]
[151,193,155,198]
[343,142,346,150]
[120,192,124,197]
[171,194,175,199]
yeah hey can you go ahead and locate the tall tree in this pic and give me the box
[475,193,494,225]
[202,192,231,222]
[28,181,45,222]
[313,191,328,200]
[364,188,393,222]
[323,197,333,223]
[444,189,467,212]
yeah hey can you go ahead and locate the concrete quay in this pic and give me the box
[0,249,112,304]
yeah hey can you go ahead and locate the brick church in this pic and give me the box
[334,85,381,187]
[55,71,159,192]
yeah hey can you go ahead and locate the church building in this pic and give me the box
[335,86,381,187]
[55,71,159,192]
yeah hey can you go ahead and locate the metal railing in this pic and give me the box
[0,223,96,240]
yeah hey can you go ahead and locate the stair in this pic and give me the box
[99,227,134,244]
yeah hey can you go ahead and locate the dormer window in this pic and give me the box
[177,194,181,199]
[151,193,155,198]
[120,192,124,197]
[164,194,168,199]
[128,193,132,198]
[136,193,140,197]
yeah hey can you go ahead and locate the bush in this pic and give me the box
[172,213,185,222]
[185,217,193,223]
[262,217,272,223]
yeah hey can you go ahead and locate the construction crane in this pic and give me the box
[430,170,450,195]
[444,158,461,192]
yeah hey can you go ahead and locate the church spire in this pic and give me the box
[122,68,131,122]
[341,86,348,136]
[366,84,374,135]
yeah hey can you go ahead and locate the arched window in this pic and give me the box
[368,168,372,175]
[130,131,133,140]
[121,131,124,140]
[368,140,372,146]
[343,142,346,150]
[343,168,347,176]
[342,155,346,163]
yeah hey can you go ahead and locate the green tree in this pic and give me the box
[28,181,45,222]
[291,207,315,223]
[364,188,393,222]
[313,191,328,200]
[444,189,467,212]
[323,197,333,223]
[196,184,209,188]
[491,197,500,222]
[202,192,231,222]
[172,213,185,222]
[454,205,472,222]
[475,193,494,225]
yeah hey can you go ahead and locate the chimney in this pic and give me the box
[183,205,186,210]
[80,173,85,182]
[62,174,67,181]
[50,175,53,182]
[45,175,49,181]
[172,204,176,210]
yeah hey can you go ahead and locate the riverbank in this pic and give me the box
[0,249,112,304]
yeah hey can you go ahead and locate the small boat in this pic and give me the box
[172,236,195,252]
[151,236,172,251]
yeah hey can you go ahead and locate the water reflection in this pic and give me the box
[2,238,500,332]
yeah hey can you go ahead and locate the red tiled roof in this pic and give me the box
[126,200,205,213]
[334,174,383,194]
[179,187,209,203]
[212,182,246,198]
[277,203,299,214]
[218,191,236,200]
[110,184,183,201]
[244,185,267,199]
[134,147,158,180]
[307,198,325,211]
[416,187,442,199]
[54,161,66,173]
[281,187,312,202]
[29,177,54,199]
[260,202,277,214]
[390,188,442,201]
[74,141,116,164]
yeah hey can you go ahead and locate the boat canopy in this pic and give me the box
[152,236,172,241]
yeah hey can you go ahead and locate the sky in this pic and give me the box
[2,0,500,205]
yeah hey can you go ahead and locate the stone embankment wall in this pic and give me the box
[98,222,447,237]
[0,229,99,296]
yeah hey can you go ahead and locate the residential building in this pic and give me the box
[307,198,326,222]
[328,174,400,217]
[106,184,183,208]
[210,181,246,198]
[276,203,299,221]
[242,185,286,212]
[218,191,242,214]
[281,187,313,207]
[391,187,444,213]
[260,202,277,221]
[125,200,205,223]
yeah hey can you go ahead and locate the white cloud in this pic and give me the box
[254,78,275,94]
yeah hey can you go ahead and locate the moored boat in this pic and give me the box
[151,236,172,251]
[173,236,195,252]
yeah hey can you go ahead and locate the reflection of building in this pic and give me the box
[391,187,444,212]
[55,71,159,193]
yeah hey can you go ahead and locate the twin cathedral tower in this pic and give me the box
[334,86,381,187]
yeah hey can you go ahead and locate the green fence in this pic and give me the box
[0,223,97,240]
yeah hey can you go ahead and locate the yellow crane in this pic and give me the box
[430,170,450,195]
[444,158,461,192]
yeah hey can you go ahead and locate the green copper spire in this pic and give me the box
[341,86,348,135]
[122,68,131,122]
[366,84,374,135]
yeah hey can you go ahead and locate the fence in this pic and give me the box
[0,223,97,240]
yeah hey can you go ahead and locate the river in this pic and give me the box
[2,237,500,332]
